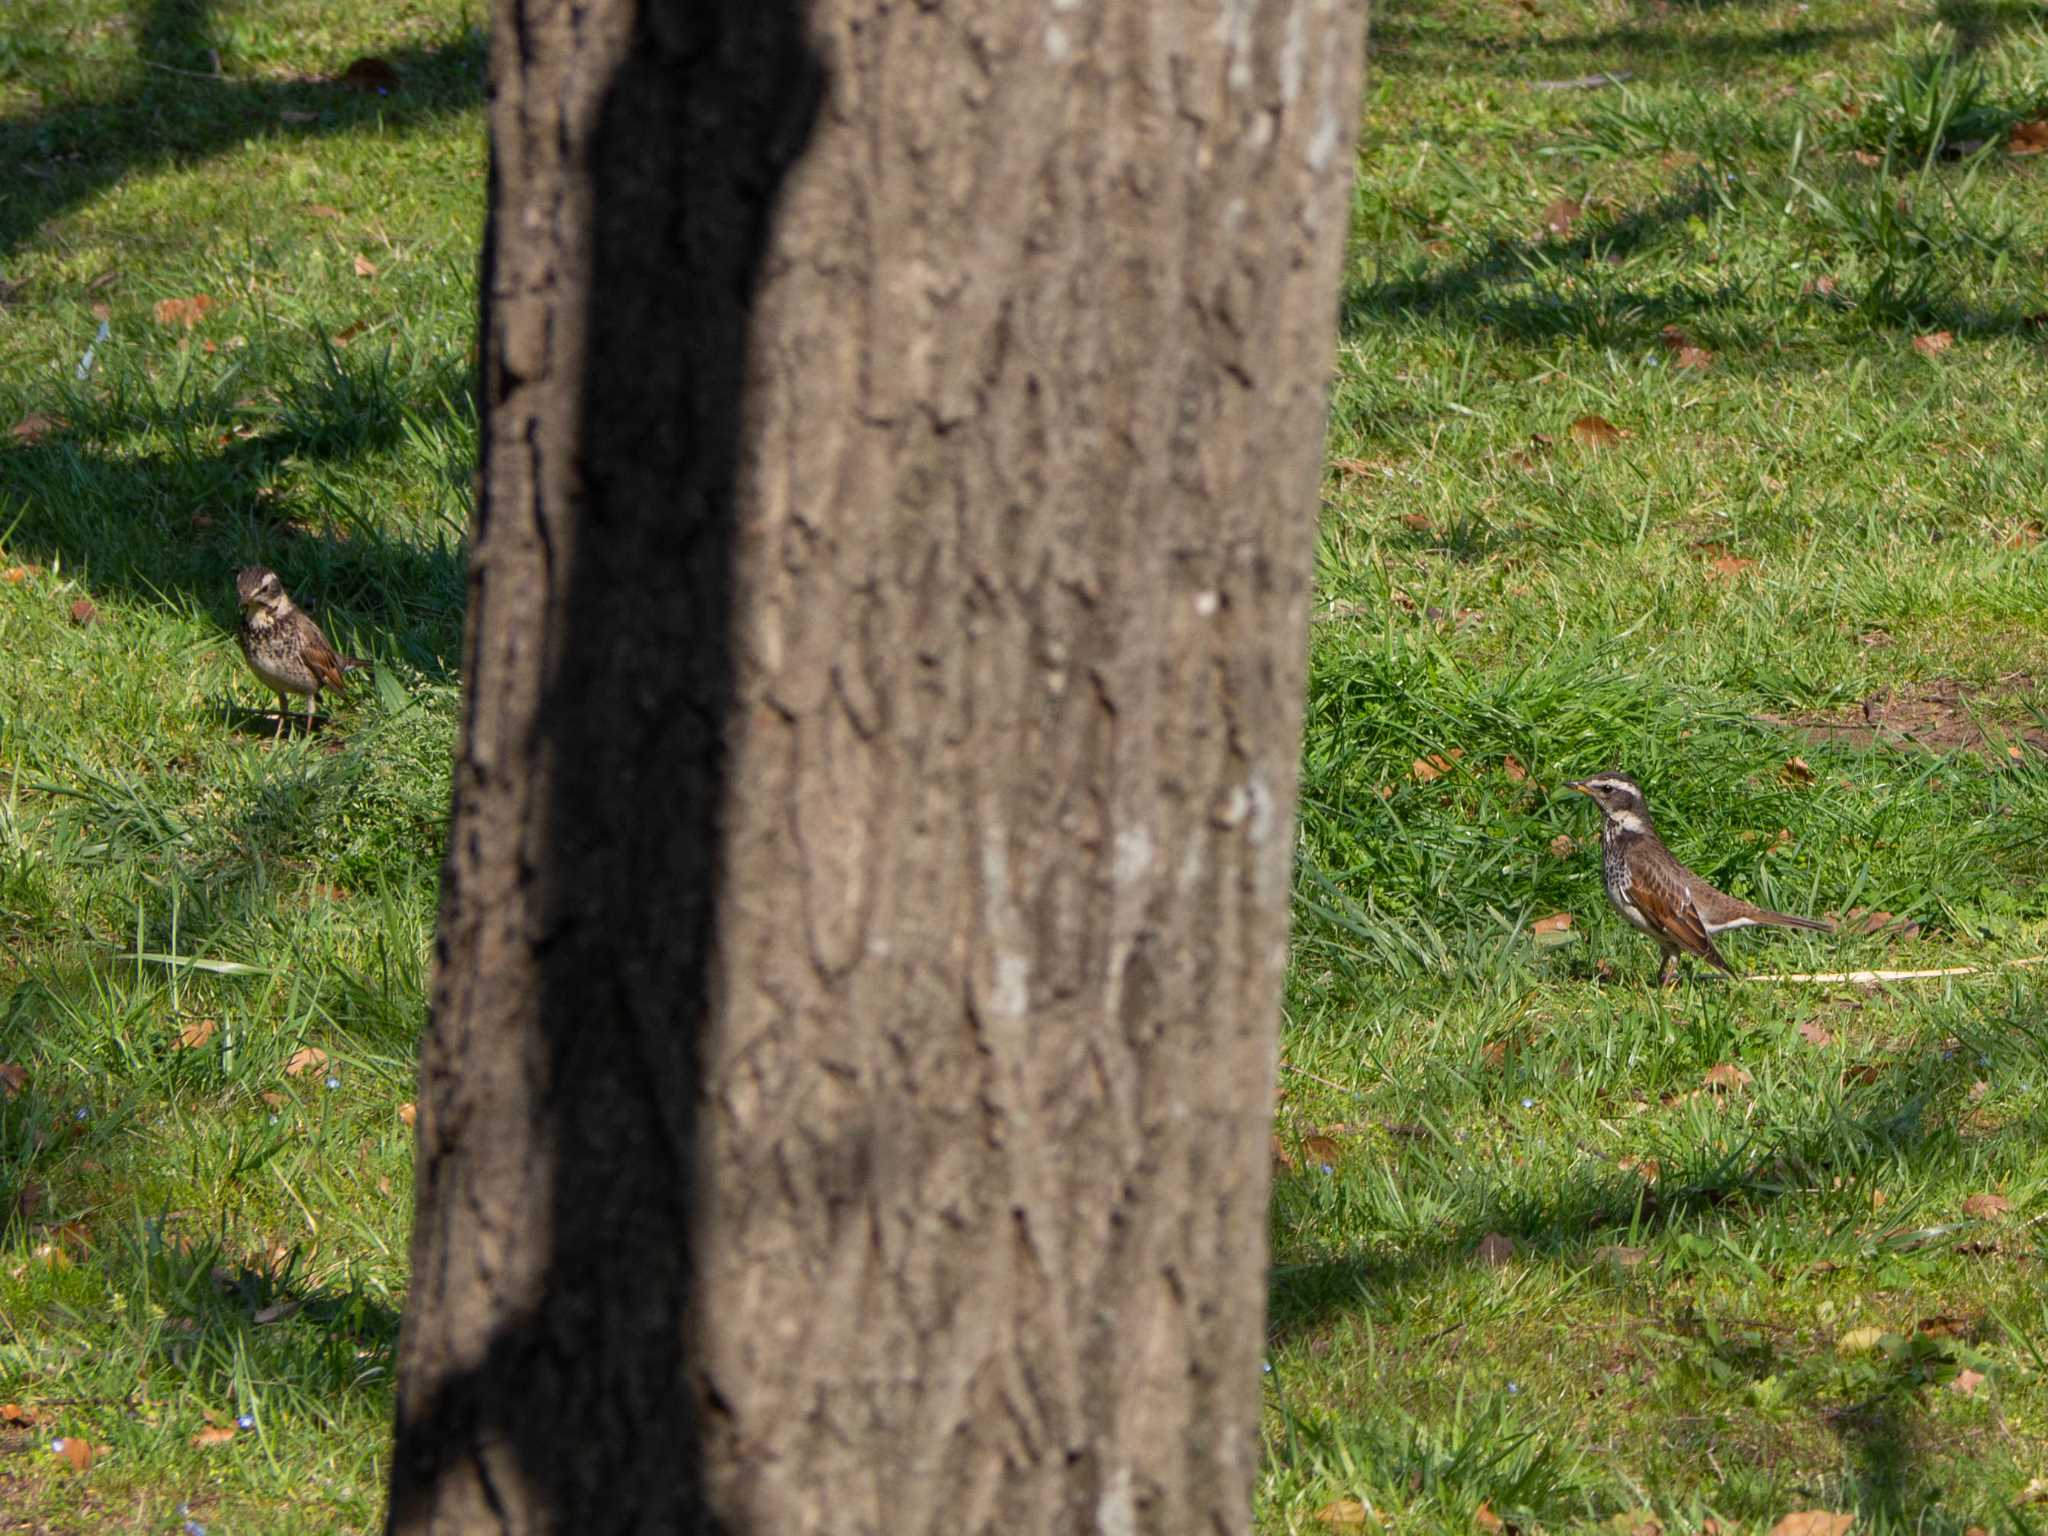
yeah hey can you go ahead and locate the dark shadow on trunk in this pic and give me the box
[385,6,822,1529]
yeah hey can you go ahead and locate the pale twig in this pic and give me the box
[1742,957,2048,984]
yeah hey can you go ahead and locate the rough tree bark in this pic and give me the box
[388,2,1367,1533]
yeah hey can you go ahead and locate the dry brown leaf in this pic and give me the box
[1706,554,1755,581]
[1302,1135,1342,1169]
[1913,330,1954,357]
[1797,1020,1833,1047]
[1531,912,1573,935]
[2009,118,2048,155]
[1592,1243,1648,1267]
[1548,833,1576,858]
[308,202,343,218]
[1961,1192,2011,1220]
[1399,512,1433,532]
[0,1402,33,1424]
[1852,148,1883,167]
[1950,1368,1986,1397]
[1502,754,1529,782]
[153,294,215,329]
[1540,197,1581,237]
[2019,1477,2048,1504]
[1475,1500,1518,1534]
[1768,1511,1853,1536]
[284,1046,327,1078]
[1569,414,1623,448]
[68,598,97,627]
[1411,750,1464,783]
[1702,1062,1752,1093]
[53,1437,100,1471]
[1783,756,1815,785]
[399,1101,417,1128]
[1271,1134,1297,1172]
[1473,1232,1516,1267]
[331,322,366,347]
[1673,344,1715,370]
[1802,275,1839,297]
[353,253,378,278]
[9,412,67,445]
[0,1062,26,1099]
[175,1017,218,1050]
[192,1424,238,1446]
[1313,1499,1374,1527]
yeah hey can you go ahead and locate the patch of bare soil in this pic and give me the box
[1761,676,2046,756]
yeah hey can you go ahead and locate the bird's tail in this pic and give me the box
[1753,908,1832,933]
[337,655,367,676]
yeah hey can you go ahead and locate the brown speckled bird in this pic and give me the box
[234,566,361,740]
[1568,772,1832,985]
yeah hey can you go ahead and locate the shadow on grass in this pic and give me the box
[1264,1014,2031,1529]
[0,0,485,261]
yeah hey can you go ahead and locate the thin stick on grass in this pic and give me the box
[1742,957,2048,984]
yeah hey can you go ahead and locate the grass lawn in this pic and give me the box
[1267,0,2048,1530]
[3,0,2047,1533]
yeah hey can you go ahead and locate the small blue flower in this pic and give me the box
[1319,1163,1334,1176]
[1507,1382,1520,1395]
[324,1076,340,1090]
[1521,1098,1535,1110]
[236,1414,254,1430]
[186,1522,208,1536]
[1262,1360,1273,1374]
[73,1107,89,1122]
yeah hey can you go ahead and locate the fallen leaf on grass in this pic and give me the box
[1802,274,1839,297]
[191,1424,238,1446]
[1302,1135,1342,1170]
[307,202,343,218]
[1783,756,1815,785]
[68,599,97,627]
[153,294,215,329]
[1548,833,1577,858]
[175,1018,218,1050]
[2020,1476,2048,1504]
[1837,1327,1886,1356]
[1951,1368,1987,1397]
[1961,1193,2011,1220]
[9,412,67,445]
[253,1299,304,1325]
[1473,1232,1516,1267]
[1569,414,1624,448]
[2009,119,2048,155]
[331,321,366,346]
[1619,1155,1661,1184]
[1705,554,1756,581]
[52,1437,101,1470]
[1797,1020,1833,1046]
[1768,1513,1853,1536]
[0,1063,25,1099]
[1702,1062,1752,1093]
[0,1403,33,1424]
[1412,750,1464,782]
[1502,754,1529,782]
[1912,330,1954,357]
[353,253,378,278]
[398,1101,417,1127]
[1532,912,1573,935]
[1399,512,1433,532]
[1313,1499,1375,1527]
[284,1047,327,1078]
[1539,197,1581,237]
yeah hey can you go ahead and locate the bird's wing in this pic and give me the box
[1633,856,1735,973]
[297,620,352,691]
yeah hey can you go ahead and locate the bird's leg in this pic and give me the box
[1656,948,1682,988]
[306,689,319,734]
[274,694,289,741]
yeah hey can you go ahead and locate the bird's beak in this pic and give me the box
[1564,780,1590,795]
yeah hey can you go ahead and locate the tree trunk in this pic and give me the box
[388,2,1367,1533]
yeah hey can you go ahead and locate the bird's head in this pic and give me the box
[236,566,286,613]
[1565,772,1651,826]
